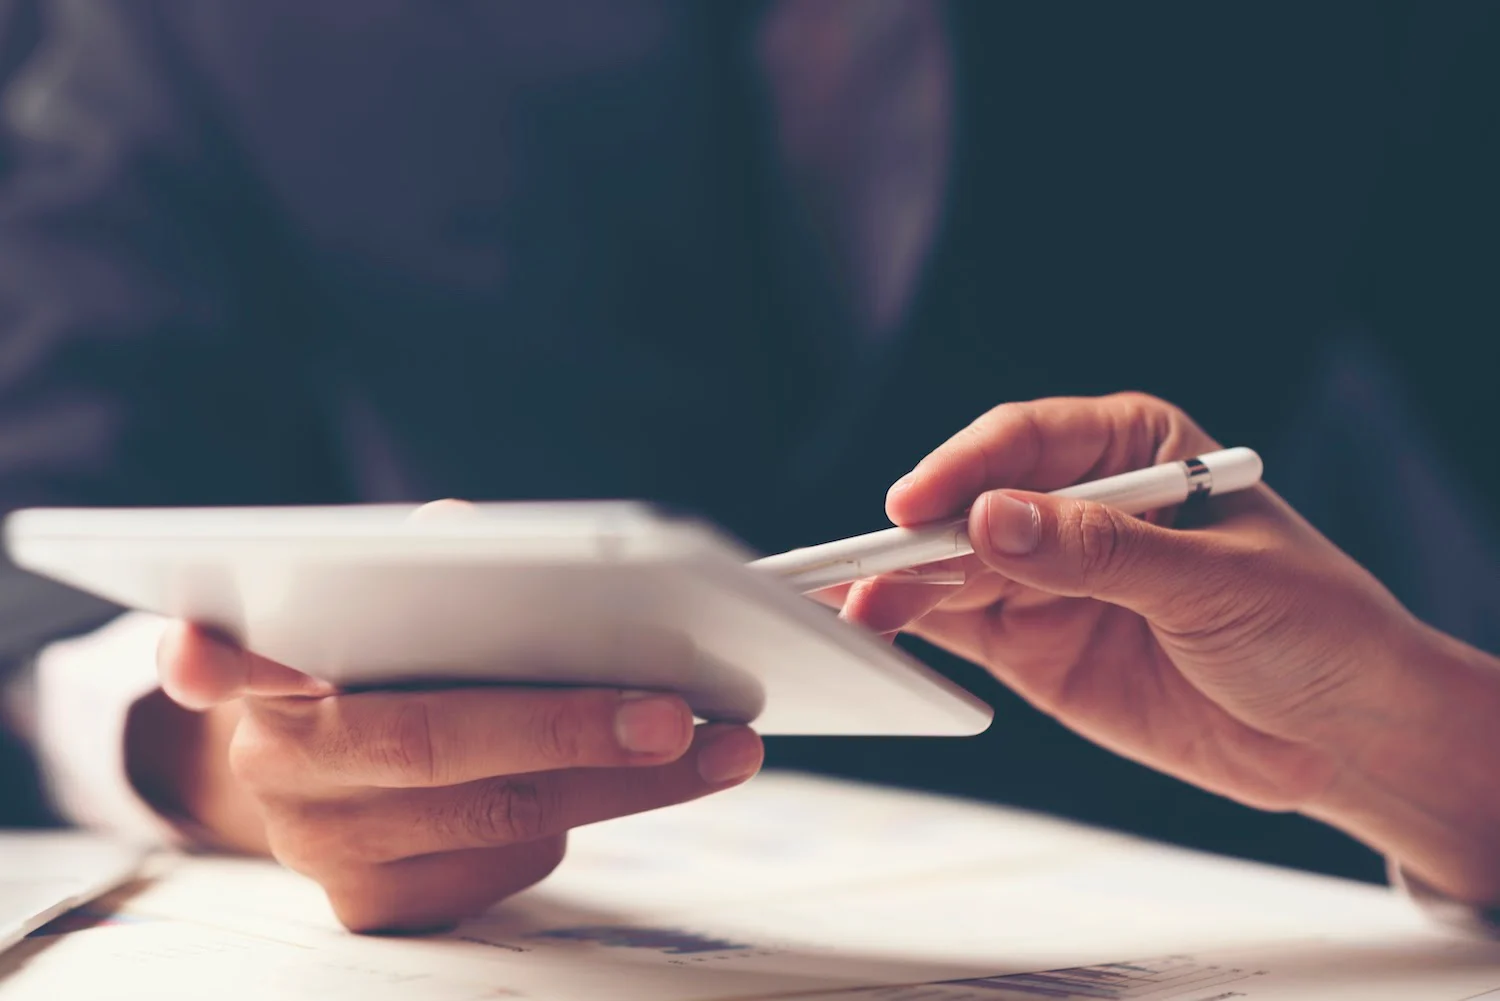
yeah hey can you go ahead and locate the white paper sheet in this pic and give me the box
[2,772,1497,1000]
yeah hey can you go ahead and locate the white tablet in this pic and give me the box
[3,502,991,736]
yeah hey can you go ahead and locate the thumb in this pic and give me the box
[969,489,1231,629]
[157,623,333,710]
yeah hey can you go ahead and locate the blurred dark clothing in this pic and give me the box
[0,0,58,827]
[0,1,1495,874]
[0,0,37,110]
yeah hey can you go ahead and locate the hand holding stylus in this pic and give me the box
[828,392,1500,909]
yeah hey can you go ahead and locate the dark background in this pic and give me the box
[0,1,1495,888]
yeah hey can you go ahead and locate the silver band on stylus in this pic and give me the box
[1182,457,1212,497]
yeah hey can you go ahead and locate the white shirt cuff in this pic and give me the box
[33,611,183,847]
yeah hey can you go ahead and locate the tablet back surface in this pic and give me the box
[4,503,992,736]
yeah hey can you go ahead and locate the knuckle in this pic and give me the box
[1109,389,1170,414]
[370,698,437,785]
[1006,403,1045,471]
[531,701,587,763]
[950,423,995,476]
[462,779,550,845]
[983,401,1042,451]
[1109,391,1203,458]
[953,401,1041,487]
[984,399,1032,426]
[233,699,331,792]
[1103,392,1173,464]
[227,719,294,794]
[1069,502,1127,582]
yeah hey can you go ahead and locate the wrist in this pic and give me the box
[1305,622,1500,905]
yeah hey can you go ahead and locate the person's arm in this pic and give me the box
[1305,621,1500,915]
[841,393,1500,921]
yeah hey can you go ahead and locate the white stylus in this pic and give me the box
[750,447,1263,593]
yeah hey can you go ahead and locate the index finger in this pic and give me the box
[238,685,697,789]
[884,393,1218,525]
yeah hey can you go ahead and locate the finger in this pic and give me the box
[157,623,333,710]
[965,486,1260,632]
[810,565,966,614]
[324,836,568,933]
[270,724,762,866]
[867,565,969,586]
[839,577,952,636]
[837,554,978,628]
[234,685,700,791]
[808,582,853,609]
[841,561,1021,636]
[885,393,1218,525]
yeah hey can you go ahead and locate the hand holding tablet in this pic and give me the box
[3,501,992,737]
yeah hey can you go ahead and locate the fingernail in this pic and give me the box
[696,727,763,784]
[886,472,916,500]
[985,492,1040,555]
[614,695,690,756]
